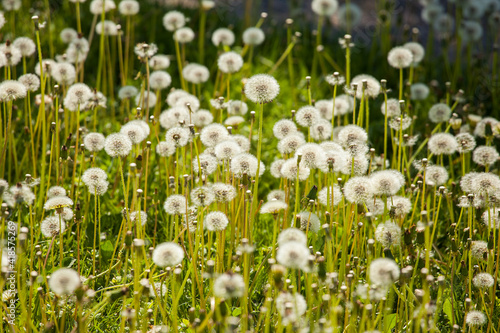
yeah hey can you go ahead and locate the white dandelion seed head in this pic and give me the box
[295,143,323,168]
[18,73,40,92]
[470,173,500,195]
[191,185,215,207]
[295,105,320,127]
[149,54,170,70]
[390,196,412,218]
[244,74,280,104]
[156,141,176,157]
[89,0,116,14]
[82,167,108,186]
[296,211,321,233]
[152,242,184,267]
[310,119,333,141]
[159,106,190,129]
[312,0,338,16]
[193,109,214,127]
[242,27,265,45]
[193,153,218,175]
[104,133,133,157]
[317,149,349,173]
[211,28,235,46]
[118,85,139,100]
[381,98,401,117]
[270,159,285,178]
[474,117,499,138]
[64,83,92,111]
[96,20,118,35]
[280,157,310,181]
[162,10,186,31]
[130,210,148,226]
[164,195,187,215]
[212,183,237,202]
[49,268,80,296]
[165,126,191,147]
[370,169,405,196]
[200,123,230,147]
[227,100,248,116]
[343,176,374,203]
[47,186,67,198]
[455,132,476,153]
[375,221,402,248]
[149,71,172,90]
[231,134,251,152]
[473,273,494,289]
[460,20,483,43]
[481,207,500,229]
[273,119,298,140]
[315,99,334,120]
[51,62,77,86]
[267,189,286,201]
[174,27,195,43]
[135,90,157,109]
[41,216,66,238]
[337,125,368,148]
[55,207,74,221]
[318,185,343,207]
[44,196,73,210]
[2,0,21,11]
[213,273,245,299]
[87,180,109,196]
[120,123,147,145]
[425,165,449,186]
[215,140,242,160]
[471,240,488,260]
[410,83,430,100]
[218,51,244,73]
[336,3,362,29]
[276,241,309,269]
[118,0,140,15]
[0,43,21,66]
[0,80,27,101]
[335,94,353,115]
[183,63,210,84]
[465,311,487,327]
[369,258,400,286]
[403,42,425,64]
[66,37,90,63]
[13,37,36,57]
[473,145,499,167]
[276,292,307,325]
[428,103,452,123]
[366,197,385,215]
[204,211,229,231]
[127,119,150,136]
[389,115,412,131]
[230,153,262,178]
[224,116,245,127]
[260,200,288,214]
[428,133,458,155]
[387,46,413,68]
[351,74,380,99]
[320,141,344,152]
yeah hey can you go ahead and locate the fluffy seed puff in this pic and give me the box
[350,74,380,99]
[163,195,187,215]
[83,132,106,152]
[277,228,307,246]
[211,28,235,46]
[213,273,245,299]
[104,133,133,157]
[318,185,343,207]
[387,46,413,68]
[162,11,186,31]
[260,199,288,214]
[472,146,499,167]
[244,74,280,104]
[428,103,451,123]
[312,0,338,16]
[44,196,73,210]
[242,27,265,45]
[276,241,310,269]
[369,258,400,286]
[152,242,184,267]
[277,134,306,155]
[41,216,66,238]
[200,123,229,147]
[165,127,191,147]
[370,169,405,196]
[280,157,311,181]
[218,51,244,73]
[296,211,321,233]
[375,221,402,248]
[428,133,458,155]
[465,311,487,327]
[48,268,81,296]
[472,273,494,289]
[343,176,374,203]
[0,80,27,101]
[295,106,320,127]
[173,27,195,44]
[204,211,229,231]
[230,153,263,178]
